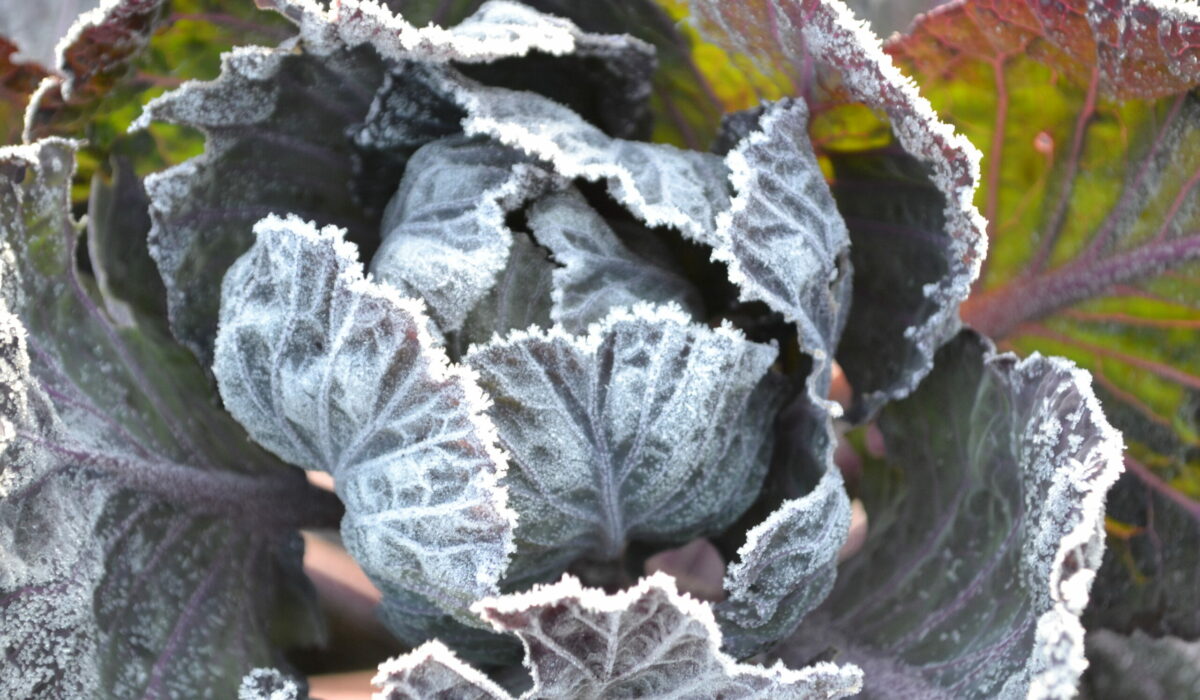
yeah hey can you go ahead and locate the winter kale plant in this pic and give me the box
[1,0,1198,697]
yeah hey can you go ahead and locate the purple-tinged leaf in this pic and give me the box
[0,139,332,698]
[681,0,987,414]
[213,214,516,636]
[374,640,508,700]
[890,0,1200,638]
[472,573,863,699]
[527,187,703,333]
[464,304,783,588]
[780,332,1124,698]
[0,36,48,144]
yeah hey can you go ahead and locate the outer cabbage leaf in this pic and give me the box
[379,574,863,699]
[369,135,560,332]
[0,140,332,698]
[526,187,703,333]
[889,0,1200,639]
[680,0,986,414]
[780,331,1124,698]
[213,214,515,631]
[464,304,783,587]
[1080,630,1200,700]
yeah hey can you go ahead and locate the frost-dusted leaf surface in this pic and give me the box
[474,573,863,699]
[374,640,508,700]
[370,135,559,332]
[0,140,327,698]
[715,396,851,660]
[527,188,703,333]
[213,214,515,629]
[682,0,986,412]
[238,668,304,700]
[454,231,555,357]
[715,97,851,396]
[136,42,385,365]
[465,304,782,586]
[1080,630,1200,700]
[780,332,1124,698]
[890,0,1200,634]
[434,69,732,247]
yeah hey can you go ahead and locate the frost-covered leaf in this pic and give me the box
[890,0,1200,637]
[1080,630,1200,700]
[213,213,515,631]
[429,68,732,247]
[238,668,304,700]
[472,573,863,699]
[780,331,1124,698]
[0,140,330,698]
[370,135,560,332]
[374,640,508,700]
[465,304,783,586]
[715,97,851,397]
[527,188,703,333]
[714,397,852,659]
[134,42,386,365]
[455,231,555,357]
[682,0,986,413]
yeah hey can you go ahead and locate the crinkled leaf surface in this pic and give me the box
[779,332,1124,698]
[680,0,986,413]
[474,573,862,699]
[527,187,703,333]
[374,640,509,700]
[890,0,1200,639]
[0,140,330,698]
[213,214,515,632]
[380,574,862,699]
[370,135,560,332]
[714,97,851,397]
[714,395,851,660]
[1080,630,1200,700]
[464,304,782,586]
